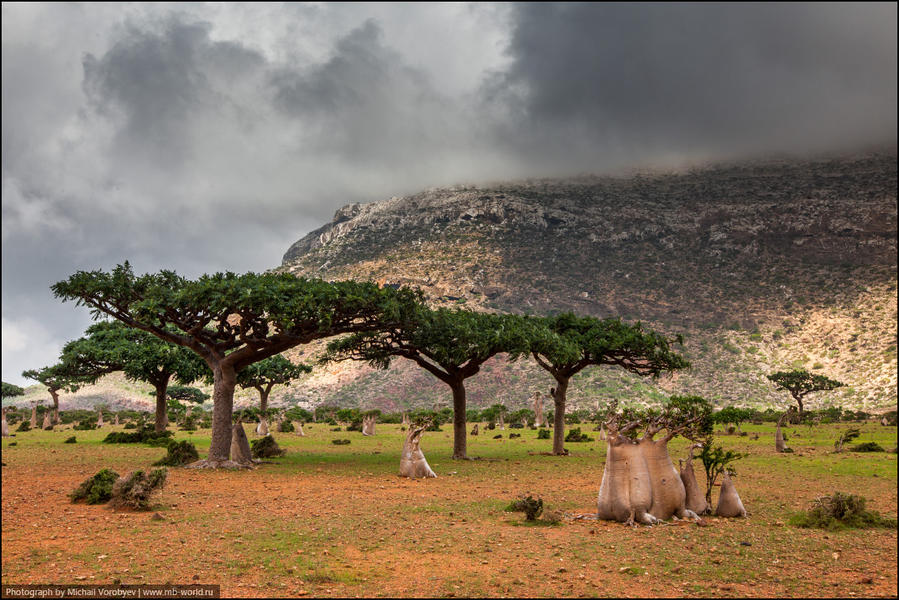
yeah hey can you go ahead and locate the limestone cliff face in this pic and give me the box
[276,153,897,412]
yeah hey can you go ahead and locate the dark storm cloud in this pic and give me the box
[486,3,898,170]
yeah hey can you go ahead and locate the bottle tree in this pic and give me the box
[322,307,533,459]
[528,313,690,455]
[53,262,420,467]
[766,369,845,417]
[2,382,25,400]
[235,355,310,434]
[60,321,208,432]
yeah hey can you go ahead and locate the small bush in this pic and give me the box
[509,433,521,438]
[70,469,120,504]
[250,435,286,458]
[542,509,563,525]
[493,434,503,439]
[537,428,550,439]
[103,427,173,445]
[331,439,350,445]
[509,423,524,429]
[279,420,295,433]
[16,422,30,432]
[8,442,16,446]
[506,495,544,521]
[346,420,363,432]
[789,492,897,530]
[109,468,168,510]
[64,436,77,444]
[73,420,96,431]
[330,427,342,432]
[153,440,199,466]
[852,442,885,452]
[486,422,496,430]
[123,422,138,429]
[564,427,593,442]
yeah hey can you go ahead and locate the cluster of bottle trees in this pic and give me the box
[5,262,844,467]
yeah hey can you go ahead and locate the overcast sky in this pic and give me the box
[2,2,896,386]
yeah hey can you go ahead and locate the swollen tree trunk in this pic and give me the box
[715,471,747,517]
[255,389,270,436]
[362,415,376,436]
[399,425,436,479]
[296,422,305,437]
[97,410,104,427]
[50,390,60,425]
[450,380,468,460]
[775,411,790,453]
[30,405,38,429]
[255,420,269,436]
[533,391,545,427]
[597,433,656,525]
[402,413,409,426]
[551,380,569,455]
[1,408,8,437]
[640,436,695,520]
[230,422,253,465]
[42,410,53,430]
[794,394,804,418]
[154,383,169,433]
[114,414,119,426]
[679,444,708,515]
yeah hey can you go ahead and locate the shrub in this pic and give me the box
[486,422,496,430]
[537,428,551,439]
[509,433,521,439]
[346,420,363,432]
[331,439,351,445]
[70,469,120,504]
[509,423,524,429]
[278,420,295,433]
[153,440,199,466]
[788,492,897,530]
[73,420,97,431]
[851,442,885,452]
[16,421,30,432]
[564,427,593,442]
[103,427,173,445]
[493,434,503,439]
[109,468,167,510]
[123,422,138,429]
[542,509,563,525]
[64,436,77,444]
[250,435,286,458]
[506,495,544,521]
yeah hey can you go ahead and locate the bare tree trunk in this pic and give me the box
[208,363,237,464]
[399,425,436,478]
[154,383,168,433]
[97,410,104,427]
[362,415,376,436]
[30,405,38,429]
[402,413,409,426]
[50,390,60,425]
[255,419,269,436]
[230,422,253,465]
[498,410,505,430]
[450,380,468,460]
[42,410,53,430]
[598,433,656,524]
[715,471,747,517]
[679,444,708,515]
[533,391,544,427]
[551,379,569,455]
[1,408,8,437]
[775,411,790,453]
[296,422,305,437]
[114,414,119,426]
[795,395,804,418]
[641,436,695,520]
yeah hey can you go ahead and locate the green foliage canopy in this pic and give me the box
[2,382,25,398]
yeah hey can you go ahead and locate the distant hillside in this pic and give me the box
[10,153,895,416]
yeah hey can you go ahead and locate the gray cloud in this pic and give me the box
[2,3,896,385]
[485,3,897,172]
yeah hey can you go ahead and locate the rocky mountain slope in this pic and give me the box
[13,152,897,415]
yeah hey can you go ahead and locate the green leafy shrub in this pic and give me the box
[70,469,120,504]
[537,428,550,439]
[506,495,544,521]
[123,422,138,429]
[64,436,77,444]
[109,468,167,510]
[153,440,199,466]
[250,435,286,458]
[16,421,30,432]
[103,427,173,445]
[278,420,295,433]
[346,420,363,432]
[73,420,97,431]
[789,492,897,530]
[331,439,351,445]
[851,442,885,452]
[564,427,593,442]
